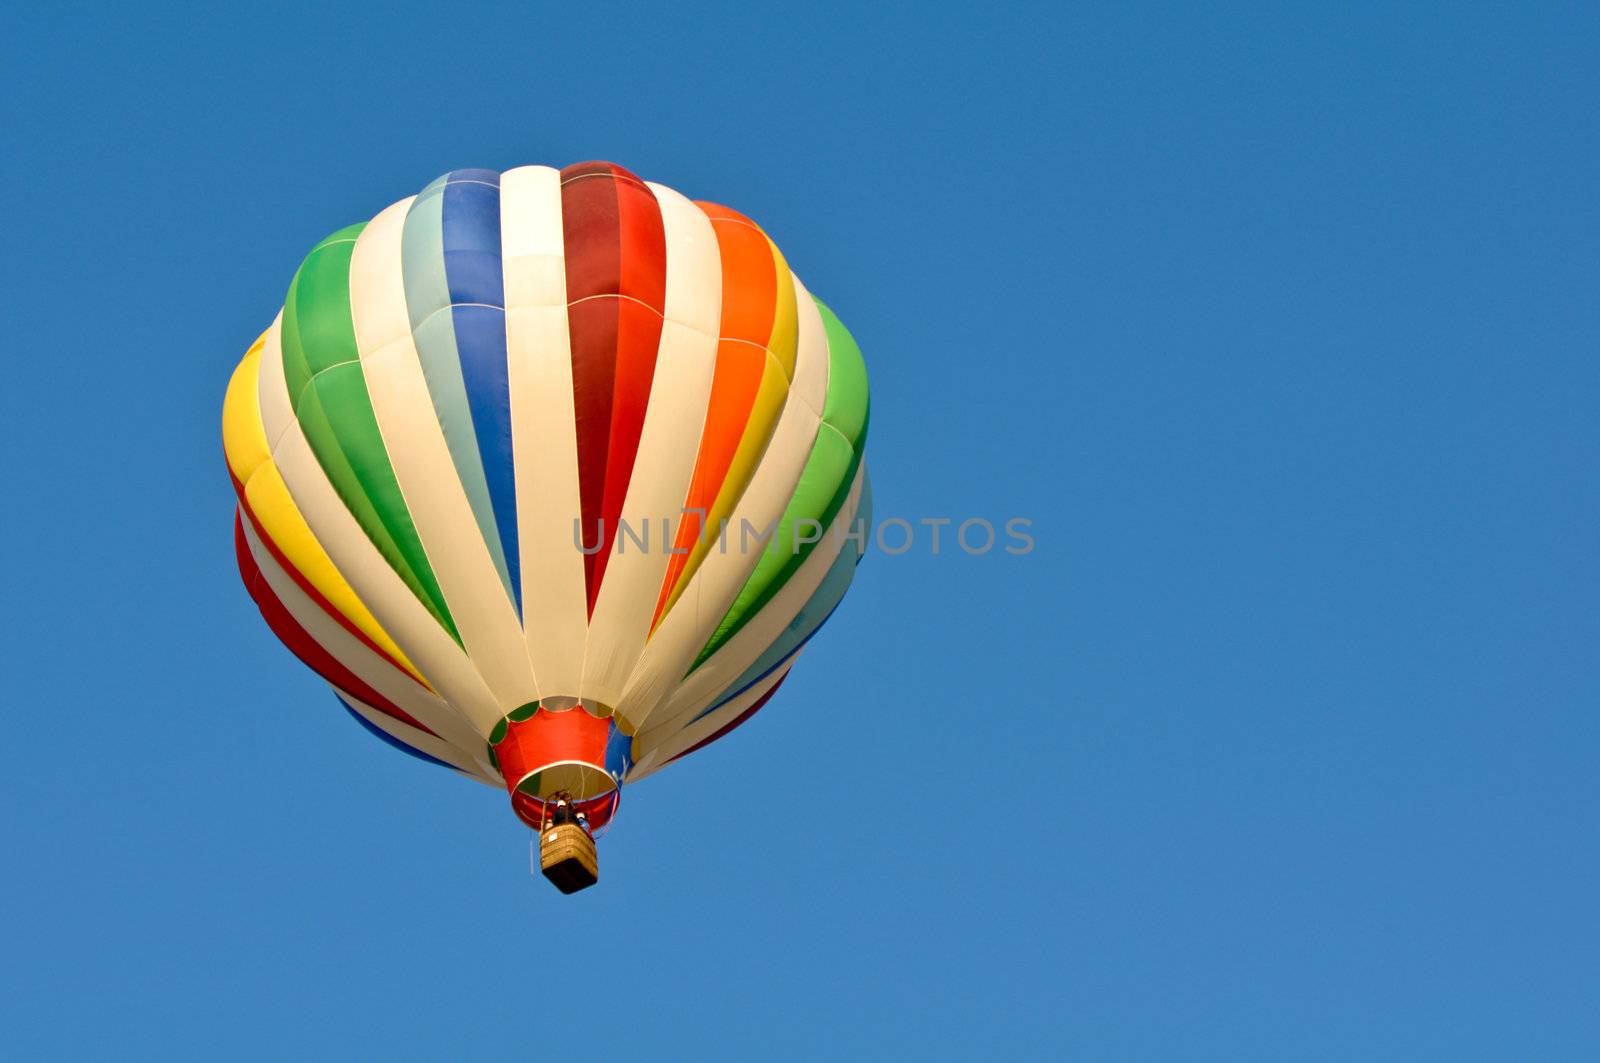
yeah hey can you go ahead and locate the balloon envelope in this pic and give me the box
[223,162,870,830]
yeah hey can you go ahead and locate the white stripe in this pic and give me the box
[788,275,831,417]
[627,657,798,781]
[637,464,865,745]
[336,687,496,784]
[254,313,293,449]
[501,165,589,698]
[579,183,722,707]
[348,198,540,713]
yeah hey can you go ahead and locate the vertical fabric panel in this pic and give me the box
[560,161,667,617]
[502,165,589,696]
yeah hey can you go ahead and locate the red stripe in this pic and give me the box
[234,511,438,736]
[560,161,666,615]
[666,672,789,765]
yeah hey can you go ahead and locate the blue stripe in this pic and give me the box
[441,170,521,615]
[336,696,455,772]
[605,720,636,783]
[403,178,517,608]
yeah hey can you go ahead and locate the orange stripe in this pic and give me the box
[650,205,779,625]
[697,203,777,344]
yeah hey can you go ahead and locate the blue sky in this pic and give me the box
[3,3,1597,1059]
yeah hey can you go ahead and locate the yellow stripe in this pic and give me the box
[221,333,271,485]
[765,238,798,381]
[652,239,797,624]
[657,352,790,622]
[222,334,430,688]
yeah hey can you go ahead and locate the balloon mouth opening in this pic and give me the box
[490,701,630,832]
[513,760,616,801]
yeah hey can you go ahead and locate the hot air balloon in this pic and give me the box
[222,162,870,892]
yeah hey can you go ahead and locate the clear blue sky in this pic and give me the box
[3,3,1597,1059]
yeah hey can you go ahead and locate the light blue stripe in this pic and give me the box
[401,174,517,608]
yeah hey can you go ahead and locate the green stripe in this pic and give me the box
[688,297,871,670]
[815,299,869,444]
[280,224,460,644]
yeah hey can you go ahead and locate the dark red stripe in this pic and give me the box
[560,161,666,615]
[234,511,437,736]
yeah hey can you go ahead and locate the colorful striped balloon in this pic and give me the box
[222,162,870,837]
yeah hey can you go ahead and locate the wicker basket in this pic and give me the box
[540,822,598,894]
